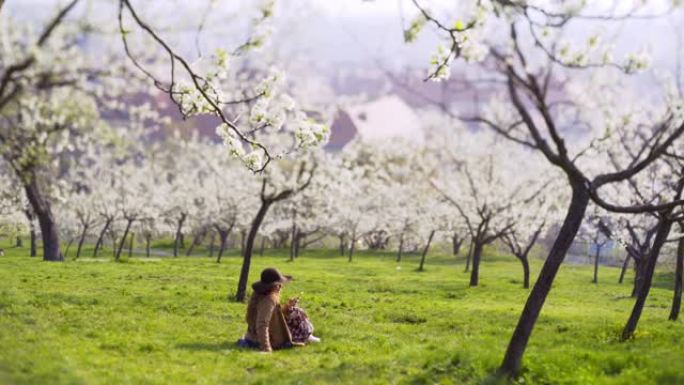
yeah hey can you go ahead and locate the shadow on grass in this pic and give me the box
[652,271,675,290]
[176,341,240,352]
[477,372,510,385]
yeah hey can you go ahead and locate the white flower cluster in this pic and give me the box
[215,123,247,159]
[427,22,487,80]
[460,35,488,63]
[623,51,652,74]
[294,116,330,149]
[404,14,426,43]
[555,34,650,74]
[428,45,454,81]
[173,81,223,117]
[242,0,276,52]
[249,94,293,131]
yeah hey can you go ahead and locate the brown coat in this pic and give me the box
[244,291,292,352]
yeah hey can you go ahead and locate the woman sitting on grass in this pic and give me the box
[237,267,320,352]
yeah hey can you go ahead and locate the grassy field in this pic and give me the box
[0,243,682,385]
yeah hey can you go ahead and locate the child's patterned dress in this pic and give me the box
[285,305,314,343]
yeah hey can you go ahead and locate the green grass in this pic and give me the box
[0,244,682,385]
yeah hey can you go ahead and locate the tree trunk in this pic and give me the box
[622,217,673,340]
[259,237,265,256]
[290,227,297,262]
[235,201,273,302]
[618,254,630,284]
[216,230,229,263]
[499,186,590,377]
[520,256,530,289]
[93,218,112,257]
[208,232,216,258]
[452,233,463,255]
[23,175,62,261]
[63,237,75,259]
[116,219,134,261]
[289,209,297,261]
[15,236,22,248]
[29,224,37,257]
[23,209,37,257]
[592,247,600,284]
[418,230,435,271]
[295,234,302,258]
[75,223,89,259]
[240,229,246,257]
[173,214,187,257]
[469,241,484,286]
[145,234,151,258]
[465,241,474,272]
[348,231,356,262]
[397,232,404,262]
[669,229,684,321]
[186,230,204,257]
[632,259,647,297]
[128,232,134,258]
[339,235,346,256]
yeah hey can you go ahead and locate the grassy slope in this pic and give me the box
[0,245,682,385]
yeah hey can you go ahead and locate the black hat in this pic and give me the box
[252,267,292,294]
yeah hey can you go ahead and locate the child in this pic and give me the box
[283,297,320,344]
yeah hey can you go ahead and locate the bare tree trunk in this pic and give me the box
[669,229,684,321]
[499,187,589,377]
[465,241,474,272]
[418,230,435,271]
[23,175,62,261]
[520,256,530,289]
[452,233,463,255]
[216,230,229,263]
[29,223,37,257]
[240,229,246,257]
[173,214,187,257]
[208,232,216,258]
[116,219,134,261]
[128,232,134,258]
[632,259,647,297]
[397,232,404,263]
[63,237,75,259]
[75,223,89,259]
[295,234,301,258]
[618,255,630,284]
[15,236,22,248]
[236,201,273,302]
[289,229,297,262]
[185,230,204,256]
[339,235,346,256]
[622,217,673,340]
[348,231,356,262]
[592,247,600,284]
[23,209,36,256]
[145,233,151,258]
[93,218,112,257]
[469,241,484,286]
[290,209,297,261]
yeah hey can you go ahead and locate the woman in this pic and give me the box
[238,267,296,352]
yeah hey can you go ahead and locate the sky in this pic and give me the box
[5,0,683,86]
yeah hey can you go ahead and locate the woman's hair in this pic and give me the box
[267,284,282,294]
